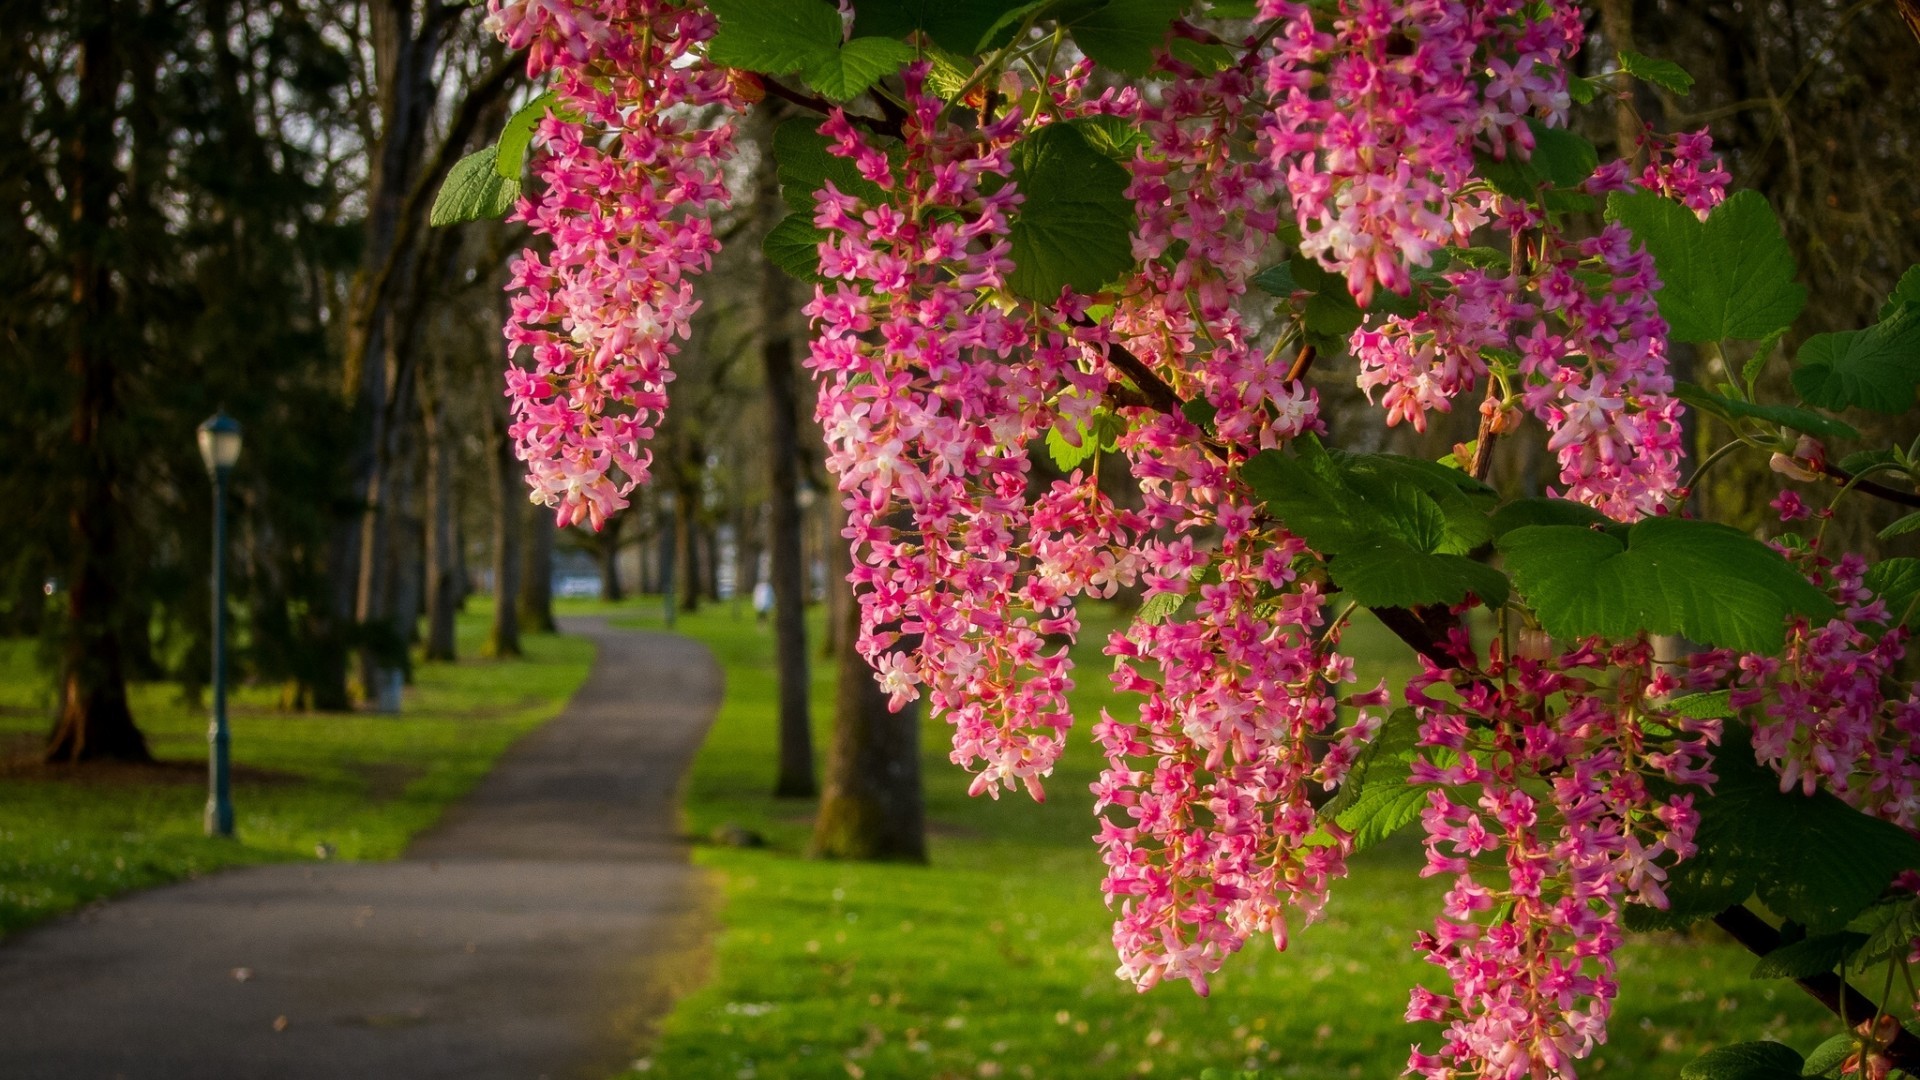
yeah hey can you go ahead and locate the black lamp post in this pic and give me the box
[197,412,242,838]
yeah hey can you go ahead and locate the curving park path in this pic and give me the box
[0,618,721,1080]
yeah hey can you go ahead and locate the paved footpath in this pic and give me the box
[0,618,721,1080]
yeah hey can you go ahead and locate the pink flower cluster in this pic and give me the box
[490,0,740,527]
[1691,551,1920,831]
[1404,630,1712,1079]
[803,70,1124,799]
[1256,0,1581,306]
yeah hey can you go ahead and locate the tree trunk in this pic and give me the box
[674,470,702,615]
[46,2,149,765]
[810,592,925,862]
[599,512,625,602]
[755,111,817,796]
[423,372,458,660]
[520,502,557,633]
[485,381,523,658]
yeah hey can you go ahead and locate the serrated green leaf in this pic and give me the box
[1744,327,1788,389]
[1062,0,1187,75]
[1667,690,1735,719]
[1045,420,1097,471]
[1800,1034,1854,1078]
[1840,449,1901,474]
[1679,1041,1803,1080]
[1656,727,1920,934]
[1070,114,1151,160]
[1849,898,1920,968]
[763,212,828,283]
[1167,36,1233,72]
[803,36,919,100]
[1527,118,1598,188]
[707,0,844,75]
[495,91,556,179]
[1674,381,1860,440]
[1138,591,1186,625]
[1498,516,1837,653]
[1607,190,1806,344]
[1750,932,1866,980]
[1791,303,1920,415]
[1328,539,1509,609]
[1567,74,1600,104]
[1006,122,1136,299]
[1619,49,1695,95]
[1319,707,1420,822]
[856,0,1037,52]
[430,144,520,227]
[1489,498,1611,539]
[1181,397,1218,434]
[1867,558,1920,630]
[772,117,891,214]
[1881,511,1920,541]
[1883,265,1920,321]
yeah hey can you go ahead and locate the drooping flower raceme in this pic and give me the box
[491,0,742,528]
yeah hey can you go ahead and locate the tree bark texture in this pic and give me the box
[756,113,817,796]
[423,367,459,661]
[519,501,557,634]
[810,592,925,861]
[47,1,149,764]
[598,512,625,602]
[485,378,523,658]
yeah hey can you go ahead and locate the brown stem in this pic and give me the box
[1819,461,1920,510]
[760,79,904,140]
[1284,343,1317,386]
[1714,906,1920,1069]
[1470,387,1500,482]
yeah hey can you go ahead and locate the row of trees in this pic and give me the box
[0,0,807,767]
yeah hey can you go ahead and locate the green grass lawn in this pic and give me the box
[616,598,1832,1080]
[0,598,592,936]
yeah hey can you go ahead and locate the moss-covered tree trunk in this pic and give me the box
[810,596,925,862]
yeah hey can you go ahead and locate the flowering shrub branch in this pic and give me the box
[439,1,1920,1075]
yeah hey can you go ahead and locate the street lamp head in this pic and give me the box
[197,412,242,475]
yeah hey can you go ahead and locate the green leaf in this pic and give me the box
[1497,516,1837,654]
[1744,328,1788,389]
[1006,122,1136,299]
[1137,591,1186,625]
[430,144,520,227]
[1655,727,1920,933]
[1866,558,1920,630]
[1800,1034,1854,1078]
[1181,397,1218,434]
[1318,707,1419,822]
[856,0,1036,54]
[1750,932,1866,980]
[1489,497,1611,537]
[1328,539,1509,609]
[1567,73,1600,104]
[1071,114,1151,160]
[1527,119,1598,188]
[1791,303,1920,415]
[772,117,890,214]
[1607,190,1806,344]
[706,0,844,75]
[1323,712,1431,853]
[1673,382,1860,441]
[1849,898,1920,969]
[1667,690,1735,719]
[1167,36,1233,73]
[1840,449,1900,474]
[1618,49,1695,95]
[803,36,919,100]
[763,212,828,284]
[1881,511,1920,541]
[1883,264,1920,321]
[1061,0,1188,76]
[495,91,557,179]
[1044,419,1097,471]
[1679,1042,1803,1080]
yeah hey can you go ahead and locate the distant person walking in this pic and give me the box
[752,579,774,626]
